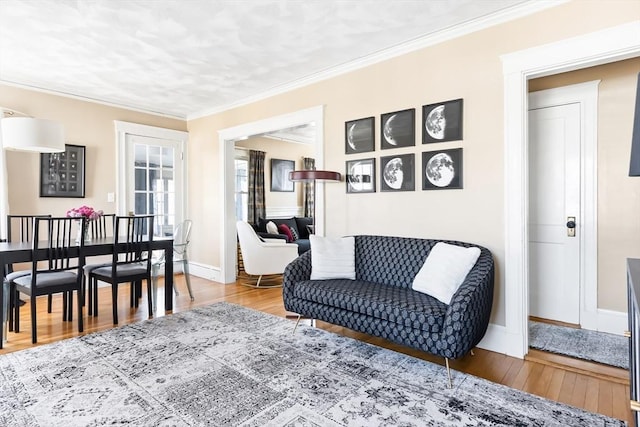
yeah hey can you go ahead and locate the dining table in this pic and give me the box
[0,235,173,348]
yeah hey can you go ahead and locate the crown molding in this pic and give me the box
[0,79,186,120]
[188,0,567,120]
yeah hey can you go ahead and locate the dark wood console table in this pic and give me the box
[626,258,640,426]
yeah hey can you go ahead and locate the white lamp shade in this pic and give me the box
[0,117,65,153]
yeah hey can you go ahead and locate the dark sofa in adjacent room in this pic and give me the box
[254,216,313,254]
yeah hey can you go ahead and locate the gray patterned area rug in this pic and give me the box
[529,321,629,370]
[0,303,626,426]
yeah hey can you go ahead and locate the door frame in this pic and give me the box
[528,81,599,330]
[114,121,189,220]
[501,21,640,358]
[218,106,324,284]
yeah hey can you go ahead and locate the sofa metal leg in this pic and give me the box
[470,349,475,356]
[445,358,452,389]
[292,315,301,334]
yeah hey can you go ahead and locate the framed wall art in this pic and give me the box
[270,158,295,192]
[380,153,415,192]
[422,98,463,144]
[40,144,86,198]
[381,108,415,149]
[422,148,463,190]
[346,158,375,193]
[345,116,375,154]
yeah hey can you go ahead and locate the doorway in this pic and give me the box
[501,21,639,358]
[115,121,188,236]
[218,106,325,283]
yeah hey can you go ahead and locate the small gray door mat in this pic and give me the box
[529,320,629,370]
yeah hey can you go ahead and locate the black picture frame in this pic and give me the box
[270,158,295,192]
[345,116,375,154]
[381,108,415,149]
[422,98,463,144]
[346,158,376,193]
[422,148,463,190]
[380,153,415,192]
[40,144,86,198]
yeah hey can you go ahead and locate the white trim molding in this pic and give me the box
[501,21,640,358]
[188,261,222,283]
[265,206,303,218]
[188,1,566,120]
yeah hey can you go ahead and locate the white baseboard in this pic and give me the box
[477,323,508,355]
[595,308,627,336]
[188,262,222,283]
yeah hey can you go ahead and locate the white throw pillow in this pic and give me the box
[412,242,481,305]
[266,221,278,234]
[310,235,356,280]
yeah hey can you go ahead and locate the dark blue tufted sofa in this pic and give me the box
[283,235,494,361]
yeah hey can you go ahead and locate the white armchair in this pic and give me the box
[236,221,298,287]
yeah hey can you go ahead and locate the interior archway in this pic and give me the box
[218,106,325,283]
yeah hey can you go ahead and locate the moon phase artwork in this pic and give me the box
[422,148,463,190]
[422,98,463,144]
[346,158,376,193]
[380,153,415,192]
[345,116,375,154]
[381,108,415,149]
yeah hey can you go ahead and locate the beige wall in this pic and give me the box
[0,1,638,327]
[530,57,640,313]
[187,1,640,326]
[0,85,186,217]
[236,136,315,213]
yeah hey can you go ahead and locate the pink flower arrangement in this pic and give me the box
[66,205,103,221]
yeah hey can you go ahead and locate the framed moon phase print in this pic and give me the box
[345,116,375,154]
[381,108,415,149]
[346,158,375,193]
[380,153,415,192]
[40,144,86,198]
[422,148,463,190]
[422,98,463,144]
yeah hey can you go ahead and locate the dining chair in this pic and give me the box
[4,214,51,332]
[88,215,154,324]
[151,219,194,310]
[12,217,86,343]
[83,213,115,315]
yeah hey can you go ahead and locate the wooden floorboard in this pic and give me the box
[0,275,632,425]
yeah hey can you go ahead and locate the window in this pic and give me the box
[134,142,177,236]
[235,150,249,222]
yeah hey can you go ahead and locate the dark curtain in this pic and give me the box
[302,157,315,218]
[248,150,266,224]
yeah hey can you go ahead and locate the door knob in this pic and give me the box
[566,216,576,237]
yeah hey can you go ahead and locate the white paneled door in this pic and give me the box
[528,102,581,325]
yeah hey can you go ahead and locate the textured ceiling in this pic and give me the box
[0,0,537,120]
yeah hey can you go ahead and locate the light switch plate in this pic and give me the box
[107,192,115,202]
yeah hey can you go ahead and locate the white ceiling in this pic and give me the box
[0,0,548,120]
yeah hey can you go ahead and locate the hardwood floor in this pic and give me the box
[1,274,632,424]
